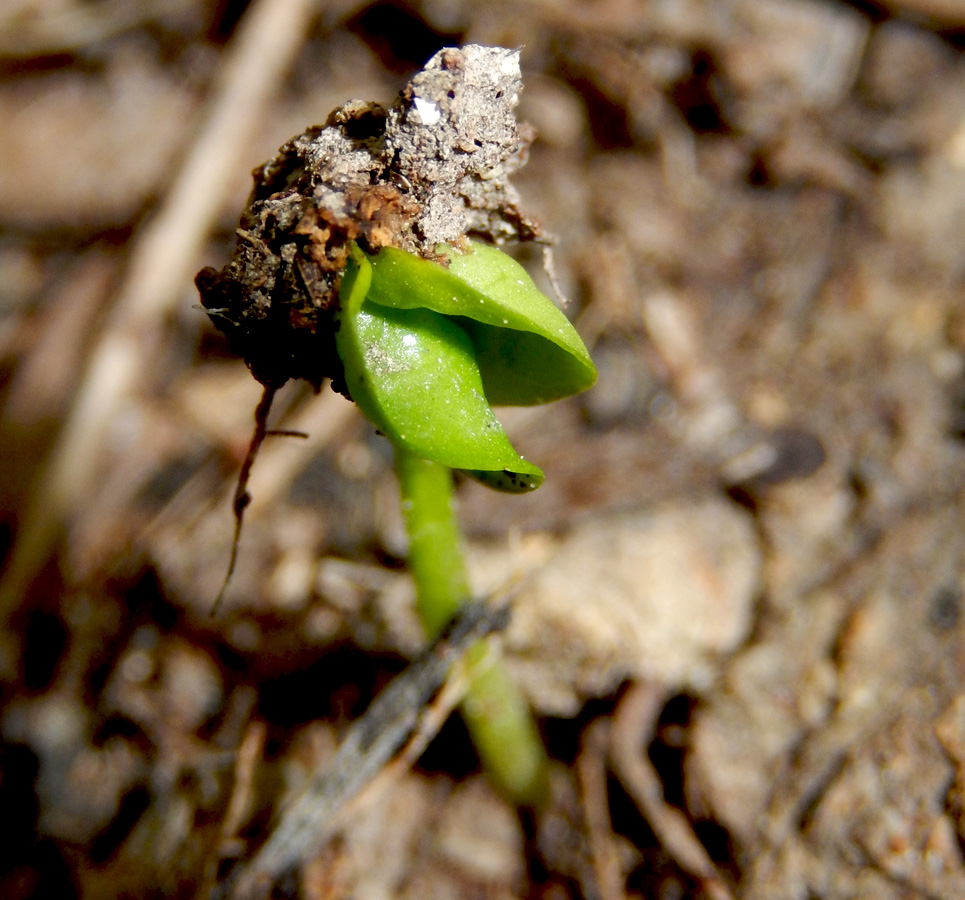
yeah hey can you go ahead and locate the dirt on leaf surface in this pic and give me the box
[2,1,965,899]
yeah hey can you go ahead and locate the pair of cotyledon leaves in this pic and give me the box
[335,241,597,492]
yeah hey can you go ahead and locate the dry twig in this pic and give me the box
[609,682,733,900]
[0,0,320,664]
[226,601,509,900]
[577,718,628,900]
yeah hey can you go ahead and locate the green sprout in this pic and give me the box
[336,239,596,803]
[195,42,597,810]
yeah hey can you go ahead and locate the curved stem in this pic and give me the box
[395,448,548,806]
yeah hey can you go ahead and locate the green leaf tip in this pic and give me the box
[335,241,596,492]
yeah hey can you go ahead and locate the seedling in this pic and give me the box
[197,45,596,805]
[336,238,595,801]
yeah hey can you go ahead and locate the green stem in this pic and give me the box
[395,451,468,638]
[395,448,548,806]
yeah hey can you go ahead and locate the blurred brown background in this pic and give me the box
[2,1,965,898]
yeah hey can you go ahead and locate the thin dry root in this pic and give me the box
[577,718,628,900]
[609,682,734,900]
